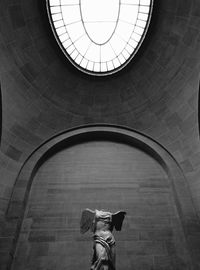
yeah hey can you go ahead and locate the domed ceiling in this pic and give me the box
[0,0,199,150]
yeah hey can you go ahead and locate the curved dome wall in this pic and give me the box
[0,0,200,269]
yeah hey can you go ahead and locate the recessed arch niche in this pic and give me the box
[7,125,198,269]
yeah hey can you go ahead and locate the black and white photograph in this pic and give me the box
[0,0,200,269]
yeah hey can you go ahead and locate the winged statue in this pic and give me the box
[80,209,126,270]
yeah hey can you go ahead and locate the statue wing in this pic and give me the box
[80,208,95,234]
[112,211,126,231]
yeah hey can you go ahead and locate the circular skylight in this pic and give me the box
[47,0,153,76]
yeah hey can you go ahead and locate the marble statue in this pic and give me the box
[80,209,126,270]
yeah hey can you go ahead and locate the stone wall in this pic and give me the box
[12,141,191,270]
[0,0,200,269]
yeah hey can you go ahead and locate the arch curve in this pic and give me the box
[6,125,198,269]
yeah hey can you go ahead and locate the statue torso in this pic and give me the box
[93,210,115,246]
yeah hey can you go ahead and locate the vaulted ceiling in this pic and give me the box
[1,0,199,143]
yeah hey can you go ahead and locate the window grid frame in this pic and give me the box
[46,0,154,76]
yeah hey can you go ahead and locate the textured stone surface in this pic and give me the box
[12,141,190,270]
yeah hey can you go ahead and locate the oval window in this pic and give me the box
[47,0,154,76]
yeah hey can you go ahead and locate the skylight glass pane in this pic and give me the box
[54,20,64,28]
[135,26,144,35]
[131,32,141,42]
[84,43,100,62]
[50,6,61,14]
[119,5,138,25]
[129,38,138,48]
[76,54,83,64]
[87,61,94,71]
[52,14,62,21]
[74,36,91,56]
[50,0,60,6]
[59,33,69,42]
[101,43,116,62]
[63,39,72,49]
[121,0,139,4]
[81,0,119,22]
[101,63,107,72]
[137,20,146,28]
[56,26,66,36]
[139,6,150,13]
[122,49,130,60]
[61,6,80,24]
[118,54,126,64]
[113,58,121,68]
[116,21,133,41]
[126,44,134,54]
[70,49,79,60]
[61,0,79,5]
[94,62,100,72]
[109,35,126,56]
[67,44,75,54]
[80,58,88,68]
[138,13,148,21]
[140,0,151,5]
[84,22,116,44]
[67,22,85,42]
[47,0,153,75]
[107,61,114,71]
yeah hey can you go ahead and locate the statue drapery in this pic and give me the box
[80,209,126,270]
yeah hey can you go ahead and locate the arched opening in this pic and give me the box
[6,125,198,269]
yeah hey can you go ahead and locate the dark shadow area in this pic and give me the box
[34,131,166,176]
[0,82,2,147]
[199,79,200,138]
